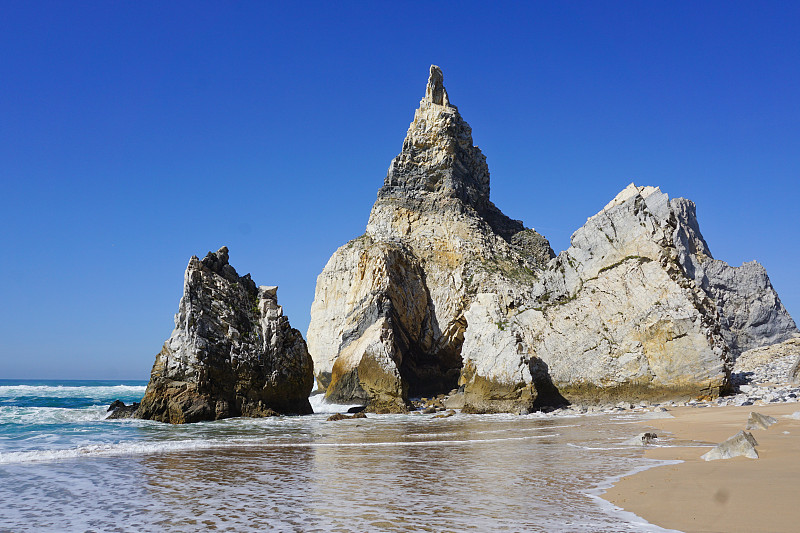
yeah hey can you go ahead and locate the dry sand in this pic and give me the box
[604,403,800,533]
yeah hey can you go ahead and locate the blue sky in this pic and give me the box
[1,1,798,379]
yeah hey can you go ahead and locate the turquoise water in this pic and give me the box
[0,379,148,459]
[0,380,680,532]
[0,379,147,408]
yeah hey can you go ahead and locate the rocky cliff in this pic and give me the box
[137,247,314,423]
[308,66,554,412]
[307,66,797,413]
[695,260,797,356]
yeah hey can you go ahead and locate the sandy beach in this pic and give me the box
[604,402,800,533]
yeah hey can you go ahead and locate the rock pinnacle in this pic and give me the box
[425,65,450,106]
[380,65,490,209]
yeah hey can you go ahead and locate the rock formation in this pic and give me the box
[733,337,800,385]
[137,247,314,423]
[624,432,659,446]
[106,400,139,419]
[308,65,554,412]
[306,65,797,413]
[746,411,777,430]
[701,430,759,461]
[693,260,797,356]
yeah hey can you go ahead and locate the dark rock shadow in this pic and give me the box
[394,261,464,399]
[529,358,569,410]
[730,370,755,388]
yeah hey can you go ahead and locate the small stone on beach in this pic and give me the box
[746,411,778,430]
[701,430,759,461]
[327,412,367,421]
[624,432,658,446]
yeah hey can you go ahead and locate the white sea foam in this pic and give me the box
[309,393,363,414]
[403,423,579,439]
[637,411,675,419]
[0,439,241,464]
[0,432,559,465]
[567,440,708,451]
[0,384,146,399]
[0,405,108,425]
[586,459,684,533]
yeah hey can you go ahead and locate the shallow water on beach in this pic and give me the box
[0,381,679,532]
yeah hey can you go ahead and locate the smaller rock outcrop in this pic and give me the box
[106,400,139,419]
[701,430,759,461]
[694,260,798,357]
[746,411,777,430]
[624,432,659,446]
[136,247,314,424]
[327,412,367,422]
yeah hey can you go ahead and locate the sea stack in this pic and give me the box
[136,247,314,423]
[307,65,555,412]
[306,65,797,413]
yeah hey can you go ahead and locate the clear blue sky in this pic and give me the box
[2,1,798,379]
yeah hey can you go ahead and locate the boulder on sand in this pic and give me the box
[701,430,759,461]
[746,411,777,430]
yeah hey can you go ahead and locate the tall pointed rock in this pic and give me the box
[307,66,554,412]
[307,66,796,413]
[380,65,490,210]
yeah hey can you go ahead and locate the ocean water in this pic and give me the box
[0,380,682,532]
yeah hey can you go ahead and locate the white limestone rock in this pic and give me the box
[306,66,796,413]
[461,184,730,404]
[746,411,777,430]
[701,431,759,461]
[308,66,551,412]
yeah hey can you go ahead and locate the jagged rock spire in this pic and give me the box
[425,65,450,106]
[136,247,314,423]
[380,65,490,209]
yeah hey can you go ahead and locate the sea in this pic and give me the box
[0,379,684,532]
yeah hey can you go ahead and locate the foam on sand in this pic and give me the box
[0,432,560,465]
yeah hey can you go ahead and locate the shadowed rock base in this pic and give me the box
[459,360,568,414]
[555,382,729,405]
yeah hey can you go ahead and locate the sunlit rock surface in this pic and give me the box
[307,66,796,413]
[137,247,314,423]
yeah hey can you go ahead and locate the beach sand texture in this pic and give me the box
[605,403,800,533]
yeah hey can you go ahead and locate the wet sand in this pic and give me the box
[604,403,800,533]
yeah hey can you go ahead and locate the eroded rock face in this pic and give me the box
[466,184,733,408]
[694,260,797,356]
[137,247,313,423]
[308,66,553,412]
[307,65,796,413]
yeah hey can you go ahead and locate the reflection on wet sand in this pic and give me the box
[1,413,670,532]
[142,446,318,530]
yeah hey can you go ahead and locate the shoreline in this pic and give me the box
[601,402,800,533]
